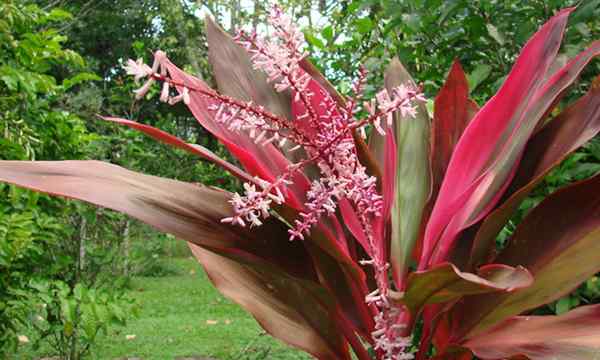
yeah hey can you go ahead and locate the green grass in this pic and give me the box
[16,256,311,360]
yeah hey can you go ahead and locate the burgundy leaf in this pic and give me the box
[449,172,600,341]
[400,262,532,315]
[0,160,315,280]
[205,17,292,120]
[189,244,350,360]
[463,304,600,360]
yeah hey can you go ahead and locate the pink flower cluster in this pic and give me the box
[123,5,424,359]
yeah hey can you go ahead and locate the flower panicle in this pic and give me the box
[121,52,423,244]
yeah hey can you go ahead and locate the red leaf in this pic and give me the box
[101,116,254,183]
[400,262,532,315]
[0,160,316,280]
[463,304,600,360]
[470,76,600,267]
[420,8,573,267]
[299,58,382,182]
[430,61,478,205]
[449,172,600,341]
[158,55,310,210]
[189,244,350,360]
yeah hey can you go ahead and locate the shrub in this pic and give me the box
[1,5,600,360]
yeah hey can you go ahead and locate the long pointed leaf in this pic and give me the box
[0,160,316,279]
[369,58,431,287]
[0,160,352,356]
[463,304,600,360]
[470,76,600,267]
[421,8,573,266]
[430,61,477,203]
[450,172,600,340]
[189,244,350,360]
[101,116,254,183]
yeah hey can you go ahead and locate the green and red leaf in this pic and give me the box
[369,58,431,287]
[400,262,532,315]
[470,76,600,267]
[421,8,573,266]
[463,304,600,360]
[0,160,315,279]
[189,244,350,360]
[450,172,600,340]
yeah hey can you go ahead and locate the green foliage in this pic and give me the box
[27,279,138,359]
[0,2,137,357]
[304,0,600,101]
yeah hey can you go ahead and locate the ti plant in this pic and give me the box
[2,5,600,360]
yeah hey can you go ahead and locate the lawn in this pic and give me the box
[16,256,311,360]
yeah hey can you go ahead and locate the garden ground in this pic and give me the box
[16,256,311,360]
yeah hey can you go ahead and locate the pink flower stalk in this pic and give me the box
[124,5,423,359]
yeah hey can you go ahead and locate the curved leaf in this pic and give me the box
[0,159,351,358]
[421,8,573,266]
[400,262,532,314]
[0,160,316,280]
[101,116,254,183]
[450,172,600,340]
[470,76,600,267]
[189,244,350,360]
[464,304,600,360]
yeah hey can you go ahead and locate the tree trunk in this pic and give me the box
[69,216,87,360]
[122,219,130,277]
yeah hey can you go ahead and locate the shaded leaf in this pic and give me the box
[204,17,292,121]
[463,304,600,360]
[189,244,350,360]
[400,262,532,314]
[450,173,600,340]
